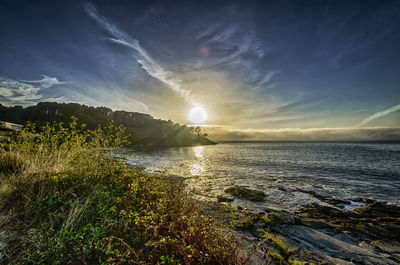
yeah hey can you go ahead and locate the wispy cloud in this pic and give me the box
[198,24,264,61]
[358,104,400,127]
[0,75,64,106]
[258,72,278,86]
[84,3,193,104]
[193,25,265,75]
[21,74,66,89]
[0,78,42,106]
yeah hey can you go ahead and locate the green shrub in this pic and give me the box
[268,250,286,265]
[260,232,313,265]
[261,212,280,227]
[264,232,290,258]
[0,118,242,264]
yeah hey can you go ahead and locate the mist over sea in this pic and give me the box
[126,142,400,211]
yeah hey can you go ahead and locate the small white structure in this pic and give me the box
[0,121,24,131]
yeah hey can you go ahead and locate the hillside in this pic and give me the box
[0,102,216,147]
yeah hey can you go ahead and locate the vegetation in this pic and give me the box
[261,213,279,227]
[0,119,240,264]
[0,117,318,265]
[0,102,215,148]
[0,125,13,139]
[258,231,313,265]
[0,126,12,132]
[263,232,290,258]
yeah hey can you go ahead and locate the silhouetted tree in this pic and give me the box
[0,102,214,147]
[194,127,201,143]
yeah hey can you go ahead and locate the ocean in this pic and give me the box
[125,142,400,211]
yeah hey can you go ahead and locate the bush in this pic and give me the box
[260,231,313,265]
[0,118,241,264]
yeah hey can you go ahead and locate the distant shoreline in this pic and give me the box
[217,140,400,144]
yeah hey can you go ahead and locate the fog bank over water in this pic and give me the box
[204,126,400,142]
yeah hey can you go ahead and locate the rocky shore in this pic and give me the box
[207,185,400,264]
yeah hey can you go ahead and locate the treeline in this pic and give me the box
[0,102,215,147]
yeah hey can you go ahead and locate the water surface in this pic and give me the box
[126,142,400,211]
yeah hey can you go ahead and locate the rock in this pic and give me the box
[277,186,288,191]
[264,206,283,213]
[370,240,400,254]
[0,231,8,261]
[354,201,400,218]
[351,197,375,204]
[278,212,296,225]
[270,211,296,225]
[233,212,260,231]
[217,195,234,202]
[275,224,399,265]
[295,202,400,243]
[295,203,345,218]
[296,188,350,206]
[298,219,336,229]
[224,185,266,202]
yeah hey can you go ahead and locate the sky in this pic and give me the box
[0,0,400,141]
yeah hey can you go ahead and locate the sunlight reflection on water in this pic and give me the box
[190,146,204,175]
[194,146,204,158]
[126,142,400,211]
[190,163,204,175]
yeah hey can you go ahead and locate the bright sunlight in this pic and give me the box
[189,106,207,124]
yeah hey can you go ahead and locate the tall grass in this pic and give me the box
[0,118,242,264]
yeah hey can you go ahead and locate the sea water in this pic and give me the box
[125,142,400,211]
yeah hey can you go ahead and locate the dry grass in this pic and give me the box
[0,118,243,264]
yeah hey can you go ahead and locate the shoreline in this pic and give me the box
[124,142,400,211]
[138,170,400,264]
[0,122,243,264]
[196,187,400,264]
[1,123,399,264]
[1,159,399,264]
[163,170,400,264]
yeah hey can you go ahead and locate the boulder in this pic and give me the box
[217,195,234,202]
[224,185,266,202]
[275,211,296,225]
[275,224,399,265]
[296,188,350,207]
[295,202,400,242]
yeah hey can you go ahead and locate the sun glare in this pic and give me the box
[189,106,207,124]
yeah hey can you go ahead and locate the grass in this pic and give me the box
[0,126,13,141]
[261,213,279,227]
[263,232,290,258]
[261,231,314,265]
[0,118,242,264]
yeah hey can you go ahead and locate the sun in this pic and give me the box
[189,106,207,124]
